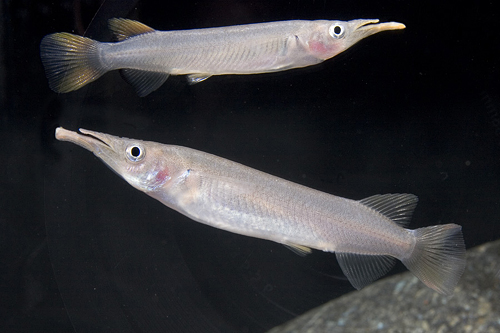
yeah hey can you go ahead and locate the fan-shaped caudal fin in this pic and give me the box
[402,224,466,295]
[40,33,105,93]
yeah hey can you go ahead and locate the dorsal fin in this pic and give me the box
[359,193,418,227]
[108,18,156,41]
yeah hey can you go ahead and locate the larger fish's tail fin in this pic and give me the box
[40,33,106,93]
[402,224,465,295]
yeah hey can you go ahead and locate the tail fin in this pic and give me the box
[40,33,106,93]
[402,224,466,295]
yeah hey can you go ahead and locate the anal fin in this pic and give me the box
[336,252,396,290]
[120,69,169,97]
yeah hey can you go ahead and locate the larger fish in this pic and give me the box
[55,127,465,295]
[40,18,405,96]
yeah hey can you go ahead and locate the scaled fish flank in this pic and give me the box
[40,18,405,96]
[55,127,466,295]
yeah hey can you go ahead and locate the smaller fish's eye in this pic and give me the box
[126,144,145,162]
[329,24,345,39]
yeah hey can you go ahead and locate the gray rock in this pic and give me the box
[269,240,500,333]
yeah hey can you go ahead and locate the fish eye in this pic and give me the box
[126,144,145,162]
[329,24,345,39]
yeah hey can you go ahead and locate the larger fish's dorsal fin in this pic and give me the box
[359,193,418,228]
[336,252,396,290]
[109,18,156,41]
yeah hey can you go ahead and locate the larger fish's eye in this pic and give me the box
[126,144,145,162]
[329,24,345,39]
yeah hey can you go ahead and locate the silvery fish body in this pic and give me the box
[55,127,466,295]
[40,18,405,96]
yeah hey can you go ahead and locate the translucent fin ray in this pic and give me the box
[40,33,105,93]
[120,69,169,97]
[336,252,396,290]
[284,244,312,256]
[402,224,466,295]
[108,18,156,41]
[187,74,212,84]
[359,193,418,227]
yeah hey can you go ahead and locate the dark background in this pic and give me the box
[1,0,499,332]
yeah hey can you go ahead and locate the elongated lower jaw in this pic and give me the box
[55,127,111,154]
[358,20,406,35]
[55,127,73,141]
[55,127,92,150]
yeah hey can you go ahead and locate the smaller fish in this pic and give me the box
[40,18,405,96]
[55,127,466,295]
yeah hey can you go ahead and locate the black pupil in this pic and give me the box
[334,26,342,35]
[131,146,141,157]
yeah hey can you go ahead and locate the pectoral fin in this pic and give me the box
[284,244,312,256]
[187,74,212,84]
[336,252,396,290]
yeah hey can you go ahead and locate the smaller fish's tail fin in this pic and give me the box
[40,33,106,93]
[402,224,466,295]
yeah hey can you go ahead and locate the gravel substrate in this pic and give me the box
[269,240,500,333]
